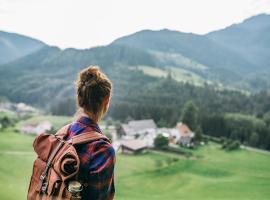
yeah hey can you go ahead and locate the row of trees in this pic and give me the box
[178,99,270,150]
[47,73,270,150]
[201,112,270,150]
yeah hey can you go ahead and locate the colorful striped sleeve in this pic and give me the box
[84,140,115,200]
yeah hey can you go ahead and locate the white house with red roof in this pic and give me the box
[170,122,194,146]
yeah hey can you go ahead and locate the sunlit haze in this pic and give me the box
[1,0,270,49]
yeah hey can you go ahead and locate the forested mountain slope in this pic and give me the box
[0,31,45,64]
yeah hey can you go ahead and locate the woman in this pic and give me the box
[64,66,115,200]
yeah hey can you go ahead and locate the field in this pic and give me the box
[15,114,73,130]
[0,128,270,200]
[136,65,207,86]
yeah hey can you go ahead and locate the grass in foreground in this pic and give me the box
[116,143,270,200]
[0,129,269,200]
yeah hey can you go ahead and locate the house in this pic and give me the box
[0,102,13,112]
[119,119,157,146]
[172,122,195,146]
[119,139,148,154]
[0,102,38,116]
[120,124,136,137]
[20,121,52,135]
[119,119,157,136]
[157,128,178,144]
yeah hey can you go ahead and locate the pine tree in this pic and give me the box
[181,100,198,131]
[194,126,203,142]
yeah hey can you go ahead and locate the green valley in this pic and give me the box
[0,127,269,200]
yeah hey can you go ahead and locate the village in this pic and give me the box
[114,119,195,154]
[20,118,196,155]
[20,118,196,154]
[0,101,196,155]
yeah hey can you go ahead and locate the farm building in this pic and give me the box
[119,119,157,136]
[172,122,195,146]
[119,139,148,154]
[119,119,157,146]
[157,128,179,144]
[20,121,52,135]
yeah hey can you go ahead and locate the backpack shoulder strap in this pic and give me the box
[69,131,111,145]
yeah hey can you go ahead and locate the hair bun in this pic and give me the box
[80,66,100,87]
[76,65,112,117]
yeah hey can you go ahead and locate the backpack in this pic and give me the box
[27,123,110,200]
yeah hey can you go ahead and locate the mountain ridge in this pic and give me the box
[0,13,269,109]
[206,13,270,71]
[111,28,256,86]
[0,30,46,64]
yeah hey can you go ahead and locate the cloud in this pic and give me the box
[0,0,269,48]
[245,0,270,14]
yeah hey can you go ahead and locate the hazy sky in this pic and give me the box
[1,0,270,49]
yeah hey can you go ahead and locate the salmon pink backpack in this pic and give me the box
[27,123,110,200]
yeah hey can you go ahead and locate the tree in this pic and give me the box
[181,101,198,131]
[154,134,169,149]
[50,98,76,116]
[249,132,259,147]
[194,126,203,142]
[0,116,12,128]
[263,112,270,127]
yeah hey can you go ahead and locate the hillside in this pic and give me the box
[207,14,270,70]
[207,14,270,91]
[112,14,270,90]
[0,44,165,113]
[0,14,270,124]
[0,31,46,65]
[112,29,254,77]
[0,45,261,127]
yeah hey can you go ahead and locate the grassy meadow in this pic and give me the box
[0,127,270,200]
[135,65,207,86]
[15,115,73,130]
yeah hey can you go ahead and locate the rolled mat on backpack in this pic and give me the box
[54,151,80,181]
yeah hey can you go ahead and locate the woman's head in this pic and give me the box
[75,66,112,122]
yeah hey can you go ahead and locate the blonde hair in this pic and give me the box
[75,66,112,121]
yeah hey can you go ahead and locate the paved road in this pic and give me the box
[241,145,270,155]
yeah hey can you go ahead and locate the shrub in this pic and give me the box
[0,116,13,128]
[154,134,169,149]
[222,138,240,151]
[226,140,241,151]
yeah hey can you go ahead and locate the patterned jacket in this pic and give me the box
[64,116,115,200]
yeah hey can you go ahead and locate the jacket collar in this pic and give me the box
[76,115,102,133]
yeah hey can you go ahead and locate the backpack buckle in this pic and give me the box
[41,182,48,193]
[40,174,48,193]
[40,174,45,181]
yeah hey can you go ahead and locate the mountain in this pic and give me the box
[112,29,255,77]
[0,31,46,64]
[0,44,158,107]
[207,14,270,72]
[112,14,270,90]
[0,13,270,112]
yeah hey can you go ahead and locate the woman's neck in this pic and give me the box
[75,108,99,123]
